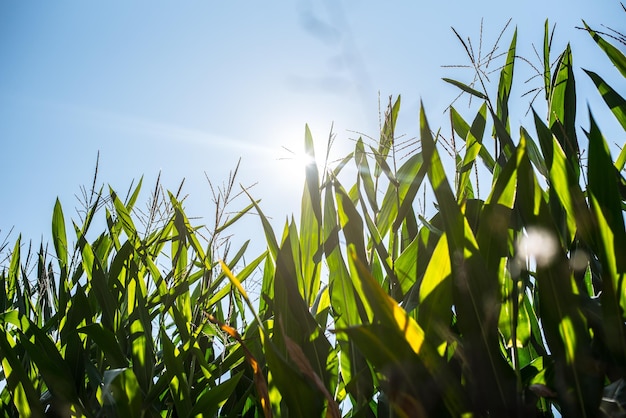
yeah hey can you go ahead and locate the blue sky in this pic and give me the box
[1,1,623,250]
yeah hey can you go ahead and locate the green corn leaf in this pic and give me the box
[457,103,487,201]
[400,207,419,251]
[450,106,470,139]
[521,127,549,179]
[355,138,378,214]
[617,144,626,172]
[586,109,626,367]
[215,200,257,234]
[420,104,464,249]
[420,102,517,413]
[322,152,354,189]
[348,248,425,360]
[128,273,155,392]
[489,104,516,165]
[377,153,425,237]
[168,192,210,265]
[583,21,626,78]
[523,292,544,353]
[360,202,396,291]
[59,283,92,342]
[374,96,401,178]
[510,290,532,349]
[52,199,68,275]
[286,218,307,299]
[205,251,266,309]
[300,126,323,304]
[101,368,143,418]
[334,179,374,324]
[75,223,116,329]
[264,335,325,417]
[170,209,193,332]
[19,329,86,416]
[348,249,468,416]
[532,114,586,244]
[0,319,46,417]
[110,189,139,242]
[393,154,427,234]
[516,133,601,417]
[543,19,553,100]
[105,207,122,251]
[6,238,20,304]
[259,253,276,317]
[443,78,487,99]
[190,371,244,416]
[203,241,250,296]
[304,124,322,223]
[417,233,452,350]
[107,240,134,296]
[369,144,397,185]
[337,323,441,415]
[272,232,334,387]
[51,201,70,315]
[496,29,517,134]
[300,205,322,305]
[549,44,580,179]
[77,324,127,368]
[36,244,56,326]
[323,182,361,328]
[125,176,143,211]
[311,284,330,324]
[160,329,193,417]
[474,138,523,379]
[2,310,86,416]
[93,232,114,267]
[220,261,265,332]
[396,224,439,302]
[584,69,626,132]
[334,179,367,265]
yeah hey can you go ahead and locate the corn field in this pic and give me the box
[1,15,626,418]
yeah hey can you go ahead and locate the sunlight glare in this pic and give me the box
[515,227,558,268]
[277,146,317,186]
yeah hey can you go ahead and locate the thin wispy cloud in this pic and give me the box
[23,96,274,157]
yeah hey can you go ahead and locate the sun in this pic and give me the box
[265,120,332,196]
[276,146,317,186]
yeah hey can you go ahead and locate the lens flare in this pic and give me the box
[515,227,558,268]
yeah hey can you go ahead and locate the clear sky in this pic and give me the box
[1,1,623,252]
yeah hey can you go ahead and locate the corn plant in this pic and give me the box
[233,14,626,417]
[0,165,270,417]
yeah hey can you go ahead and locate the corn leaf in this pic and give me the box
[443,78,487,99]
[586,110,626,367]
[457,103,487,201]
[583,21,626,78]
[0,319,45,417]
[420,103,517,414]
[190,371,244,416]
[160,330,193,417]
[516,133,601,417]
[584,69,626,132]
[496,29,517,134]
[549,44,580,179]
[77,324,127,368]
[349,249,468,415]
[102,368,143,418]
[416,233,452,349]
